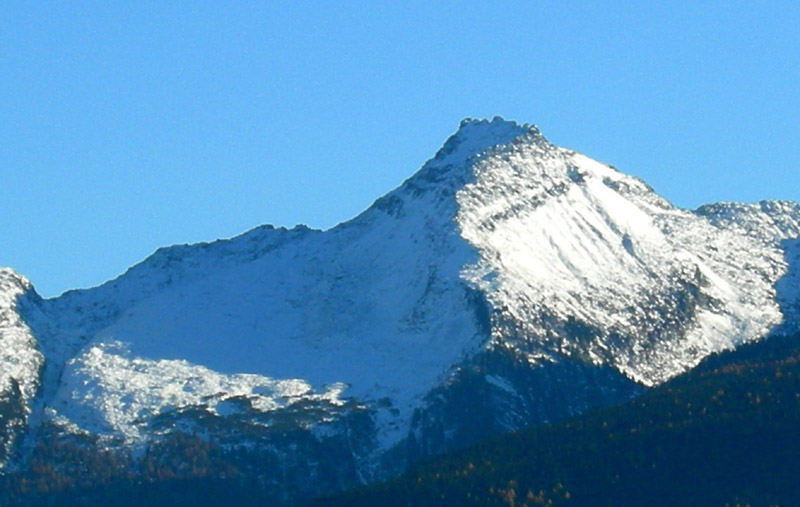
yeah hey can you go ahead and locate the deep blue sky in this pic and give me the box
[2,3,799,297]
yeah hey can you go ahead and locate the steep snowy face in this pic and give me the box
[0,269,42,404]
[0,269,43,465]
[695,200,800,330]
[454,125,799,385]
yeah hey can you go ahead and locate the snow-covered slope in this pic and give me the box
[2,118,799,499]
[0,270,42,404]
[0,270,43,466]
[454,127,797,385]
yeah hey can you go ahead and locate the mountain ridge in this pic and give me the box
[1,117,799,504]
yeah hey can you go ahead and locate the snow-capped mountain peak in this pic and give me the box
[1,118,798,502]
[435,117,539,164]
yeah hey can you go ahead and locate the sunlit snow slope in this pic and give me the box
[3,118,799,462]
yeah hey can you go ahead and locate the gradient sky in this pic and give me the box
[2,2,799,298]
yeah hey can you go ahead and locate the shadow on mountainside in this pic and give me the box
[774,237,800,336]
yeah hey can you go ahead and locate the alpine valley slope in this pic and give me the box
[1,118,799,502]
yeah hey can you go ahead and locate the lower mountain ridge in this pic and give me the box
[316,331,800,507]
[1,118,798,504]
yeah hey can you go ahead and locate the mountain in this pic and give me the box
[1,117,798,504]
[316,331,800,506]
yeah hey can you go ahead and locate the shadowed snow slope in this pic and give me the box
[2,118,799,485]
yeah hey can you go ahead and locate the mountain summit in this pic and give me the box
[1,118,799,503]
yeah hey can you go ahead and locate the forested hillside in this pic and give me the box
[316,332,800,506]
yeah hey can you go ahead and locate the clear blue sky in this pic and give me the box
[2,2,799,298]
